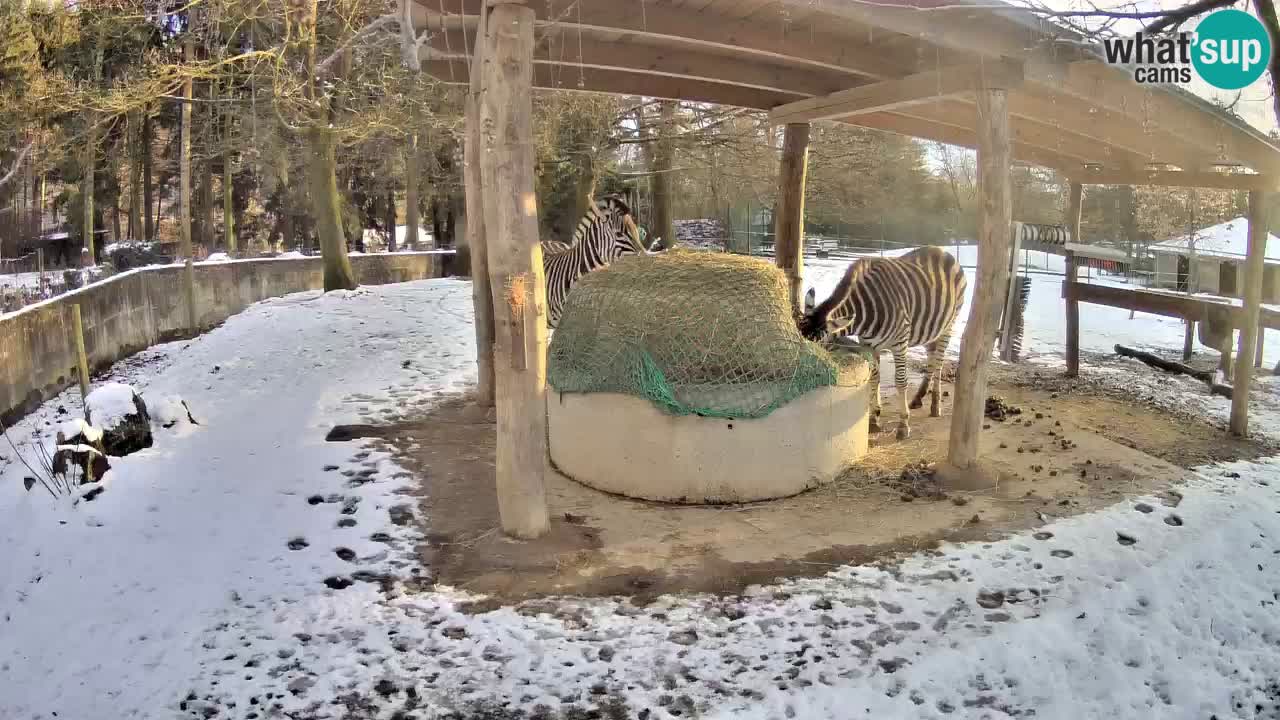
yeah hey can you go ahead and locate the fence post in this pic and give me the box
[71,304,90,403]
[184,258,197,333]
[37,248,44,294]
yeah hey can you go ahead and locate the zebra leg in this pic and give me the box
[908,342,938,411]
[893,345,911,440]
[868,355,883,433]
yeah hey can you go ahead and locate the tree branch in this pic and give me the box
[315,13,400,76]
[0,140,35,189]
[1144,0,1240,33]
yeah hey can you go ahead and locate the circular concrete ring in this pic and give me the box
[547,384,870,504]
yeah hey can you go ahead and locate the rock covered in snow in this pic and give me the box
[150,395,198,429]
[85,383,153,456]
[52,418,111,486]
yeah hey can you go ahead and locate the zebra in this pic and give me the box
[544,195,646,329]
[798,246,967,440]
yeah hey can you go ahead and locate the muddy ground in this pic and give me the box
[356,356,1272,607]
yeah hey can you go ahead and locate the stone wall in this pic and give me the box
[1,252,449,426]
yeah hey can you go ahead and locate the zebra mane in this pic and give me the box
[571,196,631,245]
[814,259,871,317]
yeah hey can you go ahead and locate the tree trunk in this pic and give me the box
[479,1,548,539]
[223,83,236,256]
[385,187,397,252]
[307,129,357,291]
[430,198,444,250]
[405,132,420,250]
[82,142,95,266]
[179,32,193,259]
[649,100,678,249]
[112,196,122,245]
[774,122,810,311]
[143,110,155,243]
[129,114,143,242]
[940,88,1011,491]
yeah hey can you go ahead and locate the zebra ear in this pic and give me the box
[803,288,816,312]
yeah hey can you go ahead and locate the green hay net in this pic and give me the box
[547,250,870,419]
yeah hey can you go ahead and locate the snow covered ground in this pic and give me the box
[1,263,1279,719]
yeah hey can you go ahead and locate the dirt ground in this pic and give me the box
[347,368,1273,609]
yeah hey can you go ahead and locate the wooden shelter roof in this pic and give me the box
[413,0,1280,183]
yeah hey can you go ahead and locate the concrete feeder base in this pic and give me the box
[547,384,870,504]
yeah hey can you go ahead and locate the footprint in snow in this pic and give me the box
[1164,514,1184,527]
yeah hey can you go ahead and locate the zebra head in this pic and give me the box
[798,260,870,341]
[798,287,828,341]
[577,195,646,257]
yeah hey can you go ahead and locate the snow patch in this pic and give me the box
[84,382,142,429]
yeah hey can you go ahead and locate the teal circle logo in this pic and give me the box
[1192,9,1272,90]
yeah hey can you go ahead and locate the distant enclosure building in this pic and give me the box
[1150,218,1280,303]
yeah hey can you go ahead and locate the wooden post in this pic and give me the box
[71,304,90,402]
[1183,320,1196,360]
[1063,183,1083,377]
[774,122,810,311]
[184,258,197,333]
[939,88,1011,491]
[465,2,496,408]
[1230,189,1270,436]
[1256,330,1265,369]
[478,1,549,539]
[37,248,44,294]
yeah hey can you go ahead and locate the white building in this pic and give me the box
[1149,218,1280,303]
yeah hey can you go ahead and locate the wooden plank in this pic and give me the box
[478,1,549,538]
[849,111,1082,175]
[422,0,905,80]
[1025,60,1280,176]
[1064,184,1083,376]
[464,2,495,407]
[1007,90,1212,172]
[941,87,1010,490]
[895,99,1154,171]
[774,123,810,311]
[1231,190,1270,436]
[425,60,797,110]
[768,60,1023,126]
[426,30,854,98]
[1072,168,1280,191]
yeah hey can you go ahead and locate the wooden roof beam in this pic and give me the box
[423,60,792,110]
[1024,59,1280,175]
[1005,90,1213,172]
[847,111,1086,175]
[417,0,907,80]
[424,31,852,99]
[1069,169,1280,191]
[767,60,1023,126]
[892,99,1152,171]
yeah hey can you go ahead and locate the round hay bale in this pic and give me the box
[546,250,873,503]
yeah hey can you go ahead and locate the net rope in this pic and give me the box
[547,250,870,419]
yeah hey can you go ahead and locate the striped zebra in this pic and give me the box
[544,195,646,329]
[799,246,967,440]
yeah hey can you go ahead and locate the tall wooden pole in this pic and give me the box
[1230,189,1270,436]
[478,1,549,539]
[1063,183,1083,376]
[465,2,496,407]
[939,88,1011,491]
[774,122,810,312]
